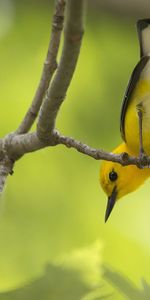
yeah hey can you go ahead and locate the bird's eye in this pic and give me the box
[109,171,118,182]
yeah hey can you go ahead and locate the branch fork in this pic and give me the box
[0,0,149,194]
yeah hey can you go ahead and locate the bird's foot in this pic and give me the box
[138,151,149,168]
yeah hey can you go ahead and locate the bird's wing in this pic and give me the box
[120,56,149,141]
[137,19,150,57]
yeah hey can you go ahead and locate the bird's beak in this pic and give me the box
[105,186,117,222]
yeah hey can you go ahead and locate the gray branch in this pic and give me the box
[55,133,147,168]
[4,131,149,169]
[16,0,66,134]
[37,0,85,140]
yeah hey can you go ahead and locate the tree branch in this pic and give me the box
[16,0,66,134]
[4,131,150,169]
[51,132,150,168]
[37,0,85,140]
[0,0,148,196]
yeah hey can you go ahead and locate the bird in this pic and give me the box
[100,19,150,222]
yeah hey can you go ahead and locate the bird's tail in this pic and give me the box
[137,19,150,57]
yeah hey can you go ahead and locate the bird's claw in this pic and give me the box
[138,152,149,168]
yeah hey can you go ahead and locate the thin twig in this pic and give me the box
[16,0,66,134]
[53,132,150,167]
[37,0,85,140]
[5,131,150,169]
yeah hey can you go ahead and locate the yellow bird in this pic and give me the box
[100,19,150,222]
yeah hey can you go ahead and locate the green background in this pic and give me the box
[0,0,150,299]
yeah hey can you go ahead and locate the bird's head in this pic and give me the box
[100,143,150,222]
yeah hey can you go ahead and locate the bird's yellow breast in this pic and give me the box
[125,79,150,155]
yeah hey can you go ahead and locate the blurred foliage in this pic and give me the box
[0,0,150,299]
[0,264,93,300]
[104,266,150,300]
[0,242,109,300]
[0,265,92,300]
